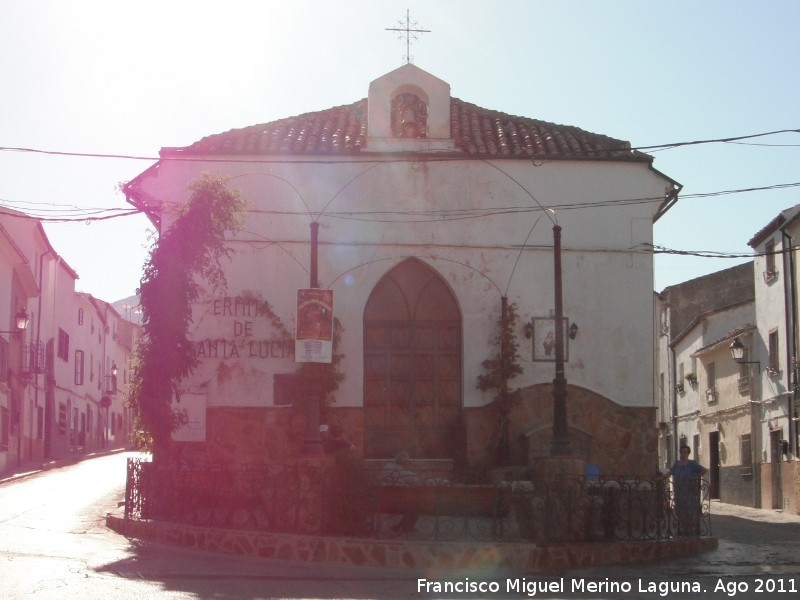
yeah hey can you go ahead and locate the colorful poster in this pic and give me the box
[295,288,333,363]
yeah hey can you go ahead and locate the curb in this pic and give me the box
[106,514,718,572]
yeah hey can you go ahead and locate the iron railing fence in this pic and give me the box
[124,458,711,543]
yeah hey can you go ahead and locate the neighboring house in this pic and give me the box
[692,322,759,508]
[0,208,42,473]
[72,293,137,452]
[656,262,754,483]
[747,203,800,512]
[0,208,138,475]
[124,63,680,477]
[46,257,82,458]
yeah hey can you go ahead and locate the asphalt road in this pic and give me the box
[2,452,800,600]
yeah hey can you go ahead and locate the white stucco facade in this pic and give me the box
[142,155,671,411]
[748,205,800,510]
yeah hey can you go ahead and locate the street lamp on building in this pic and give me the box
[730,337,760,367]
[100,362,119,449]
[0,308,30,335]
[106,362,119,394]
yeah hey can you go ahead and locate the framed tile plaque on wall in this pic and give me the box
[532,317,569,362]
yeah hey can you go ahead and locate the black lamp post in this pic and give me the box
[302,221,323,455]
[551,225,571,456]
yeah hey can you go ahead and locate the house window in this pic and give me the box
[706,362,717,402]
[665,434,674,466]
[78,308,84,326]
[768,330,780,374]
[706,362,716,389]
[693,434,700,460]
[0,338,8,383]
[740,434,753,476]
[0,407,8,450]
[74,350,85,386]
[736,345,751,391]
[57,328,69,362]
[764,239,777,282]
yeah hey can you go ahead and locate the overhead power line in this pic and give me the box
[2,203,792,264]
[0,206,141,223]
[2,178,799,224]
[628,129,800,152]
[0,128,798,163]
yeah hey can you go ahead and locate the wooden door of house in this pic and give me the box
[708,431,720,500]
[771,429,784,509]
[363,260,462,459]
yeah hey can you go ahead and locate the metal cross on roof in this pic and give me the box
[386,9,430,65]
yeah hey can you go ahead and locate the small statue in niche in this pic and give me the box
[391,93,428,139]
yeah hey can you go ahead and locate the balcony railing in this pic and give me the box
[22,341,45,376]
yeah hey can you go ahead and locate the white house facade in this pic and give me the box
[748,203,800,511]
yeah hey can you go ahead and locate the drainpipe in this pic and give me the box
[37,249,52,458]
[781,226,798,456]
[670,343,678,465]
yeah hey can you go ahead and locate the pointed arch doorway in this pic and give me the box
[363,259,462,459]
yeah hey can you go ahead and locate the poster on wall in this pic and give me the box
[531,317,570,362]
[171,393,206,442]
[295,288,333,363]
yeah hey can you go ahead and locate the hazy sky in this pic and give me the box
[1,1,798,303]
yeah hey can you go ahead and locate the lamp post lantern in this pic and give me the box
[729,337,747,362]
[0,308,30,335]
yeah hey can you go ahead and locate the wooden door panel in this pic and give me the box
[363,261,462,459]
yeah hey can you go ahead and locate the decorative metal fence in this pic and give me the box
[124,458,711,543]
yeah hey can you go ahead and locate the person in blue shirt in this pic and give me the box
[667,445,707,535]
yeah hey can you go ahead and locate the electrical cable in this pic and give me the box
[0,127,797,163]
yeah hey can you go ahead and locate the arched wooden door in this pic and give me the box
[363,259,462,459]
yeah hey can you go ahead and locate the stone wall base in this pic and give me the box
[107,515,717,572]
[465,384,658,477]
[171,385,657,479]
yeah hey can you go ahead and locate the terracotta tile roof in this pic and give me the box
[173,98,649,162]
[748,203,800,248]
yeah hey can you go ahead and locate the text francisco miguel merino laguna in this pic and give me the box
[417,577,706,596]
